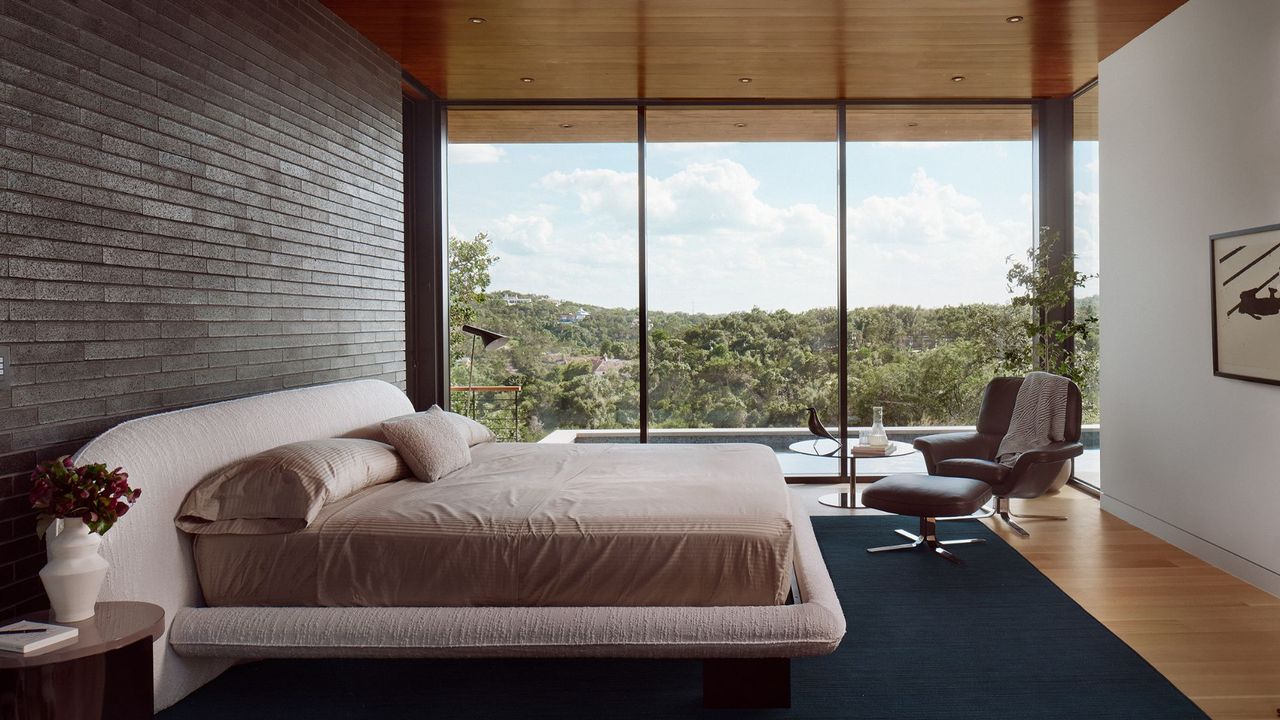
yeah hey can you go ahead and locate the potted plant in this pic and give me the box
[1003,227,1098,385]
[1004,227,1099,491]
[29,457,141,622]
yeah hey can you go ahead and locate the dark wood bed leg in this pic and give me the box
[702,657,791,709]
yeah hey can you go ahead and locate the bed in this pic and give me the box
[194,441,795,608]
[73,379,845,711]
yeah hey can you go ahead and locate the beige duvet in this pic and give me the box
[194,442,794,608]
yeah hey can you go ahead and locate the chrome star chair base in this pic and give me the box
[866,516,986,564]
[989,496,1068,537]
[940,496,1068,538]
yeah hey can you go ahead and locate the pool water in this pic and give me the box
[568,428,1101,482]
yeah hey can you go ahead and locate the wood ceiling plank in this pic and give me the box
[322,0,1186,100]
[447,106,1030,143]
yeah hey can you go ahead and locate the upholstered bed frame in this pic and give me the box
[72,379,846,711]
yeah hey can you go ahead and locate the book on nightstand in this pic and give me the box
[848,443,896,457]
[0,620,79,654]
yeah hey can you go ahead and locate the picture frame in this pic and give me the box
[1210,222,1280,385]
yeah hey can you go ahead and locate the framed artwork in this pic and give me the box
[1211,222,1280,385]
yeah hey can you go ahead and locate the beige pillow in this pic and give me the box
[442,410,497,446]
[381,406,471,482]
[176,438,409,535]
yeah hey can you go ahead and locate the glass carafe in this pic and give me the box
[867,406,888,447]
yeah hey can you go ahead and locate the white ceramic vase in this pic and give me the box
[39,518,108,622]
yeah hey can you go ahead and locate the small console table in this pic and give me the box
[0,601,164,720]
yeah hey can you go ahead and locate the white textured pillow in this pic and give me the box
[442,410,497,446]
[381,406,472,482]
[175,439,409,535]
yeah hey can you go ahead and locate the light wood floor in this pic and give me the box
[790,483,1280,720]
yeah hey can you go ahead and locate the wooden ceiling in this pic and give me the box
[321,0,1185,101]
[448,106,1032,143]
[1074,82,1099,140]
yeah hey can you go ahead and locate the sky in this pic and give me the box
[448,136,1100,314]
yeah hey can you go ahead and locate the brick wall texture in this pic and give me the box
[0,0,405,618]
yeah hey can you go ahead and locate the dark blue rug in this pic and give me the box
[160,516,1207,719]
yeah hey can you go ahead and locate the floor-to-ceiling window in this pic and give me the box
[446,109,639,440]
[843,106,1035,474]
[1073,84,1101,487]
[643,108,839,473]
[440,102,1092,481]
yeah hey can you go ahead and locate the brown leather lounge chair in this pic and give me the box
[913,376,1085,537]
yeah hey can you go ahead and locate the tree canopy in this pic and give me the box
[449,233,1100,441]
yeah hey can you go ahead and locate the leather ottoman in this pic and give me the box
[860,474,994,564]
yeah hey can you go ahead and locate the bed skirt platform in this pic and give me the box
[169,507,845,662]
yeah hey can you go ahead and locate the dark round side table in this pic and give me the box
[0,601,164,720]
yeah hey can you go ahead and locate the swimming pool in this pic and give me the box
[546,425,1101,480]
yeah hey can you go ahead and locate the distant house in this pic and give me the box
[591,356,629,375]
[502,294,532,306]
[557,308,591,324]
[905,334,936,351]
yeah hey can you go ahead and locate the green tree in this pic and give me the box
[448,232,498,363]
[450,226,1098,440]
[1003,227,1099,391]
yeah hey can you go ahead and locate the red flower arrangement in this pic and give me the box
[29,456,141,537]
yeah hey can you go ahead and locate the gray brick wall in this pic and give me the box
[0,0,405,618]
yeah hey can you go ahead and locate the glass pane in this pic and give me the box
[446,108,639,441]
[844,106,1034,476]
[645,107,840,476]
[1073,85,1101,486]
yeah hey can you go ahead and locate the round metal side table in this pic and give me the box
[788,438,917,509]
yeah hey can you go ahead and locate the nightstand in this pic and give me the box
[0,601,163,720]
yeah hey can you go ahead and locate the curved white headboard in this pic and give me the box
[71,378,415,710]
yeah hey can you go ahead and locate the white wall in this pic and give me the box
[1100,0,1280,594]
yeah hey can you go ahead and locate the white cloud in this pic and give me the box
[638,160,838,312]
[471,160,1030,313]
[844,169,1031,307]
[539,169,638,219]
[487,224,640,309]
[449,144,506,165]
[490,214,555,255]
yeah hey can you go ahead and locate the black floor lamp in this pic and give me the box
[461,324,508,418]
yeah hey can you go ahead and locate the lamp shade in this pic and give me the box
[461,324,508,350]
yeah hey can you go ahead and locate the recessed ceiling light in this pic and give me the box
[520,77,535,83]
[467,17,486,24]
[734,122,747,128]
[951,75,966,82]
[560,123,574,128]
[738,77,752,84]
[1005,15,1024,23]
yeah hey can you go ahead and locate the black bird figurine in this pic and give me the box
[805,407,839,444]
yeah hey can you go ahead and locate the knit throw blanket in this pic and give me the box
[996,372,1070,467]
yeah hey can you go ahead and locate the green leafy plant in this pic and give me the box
[1003,227,1098,387]
[448,232,500,364]
[29,457,141,537]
